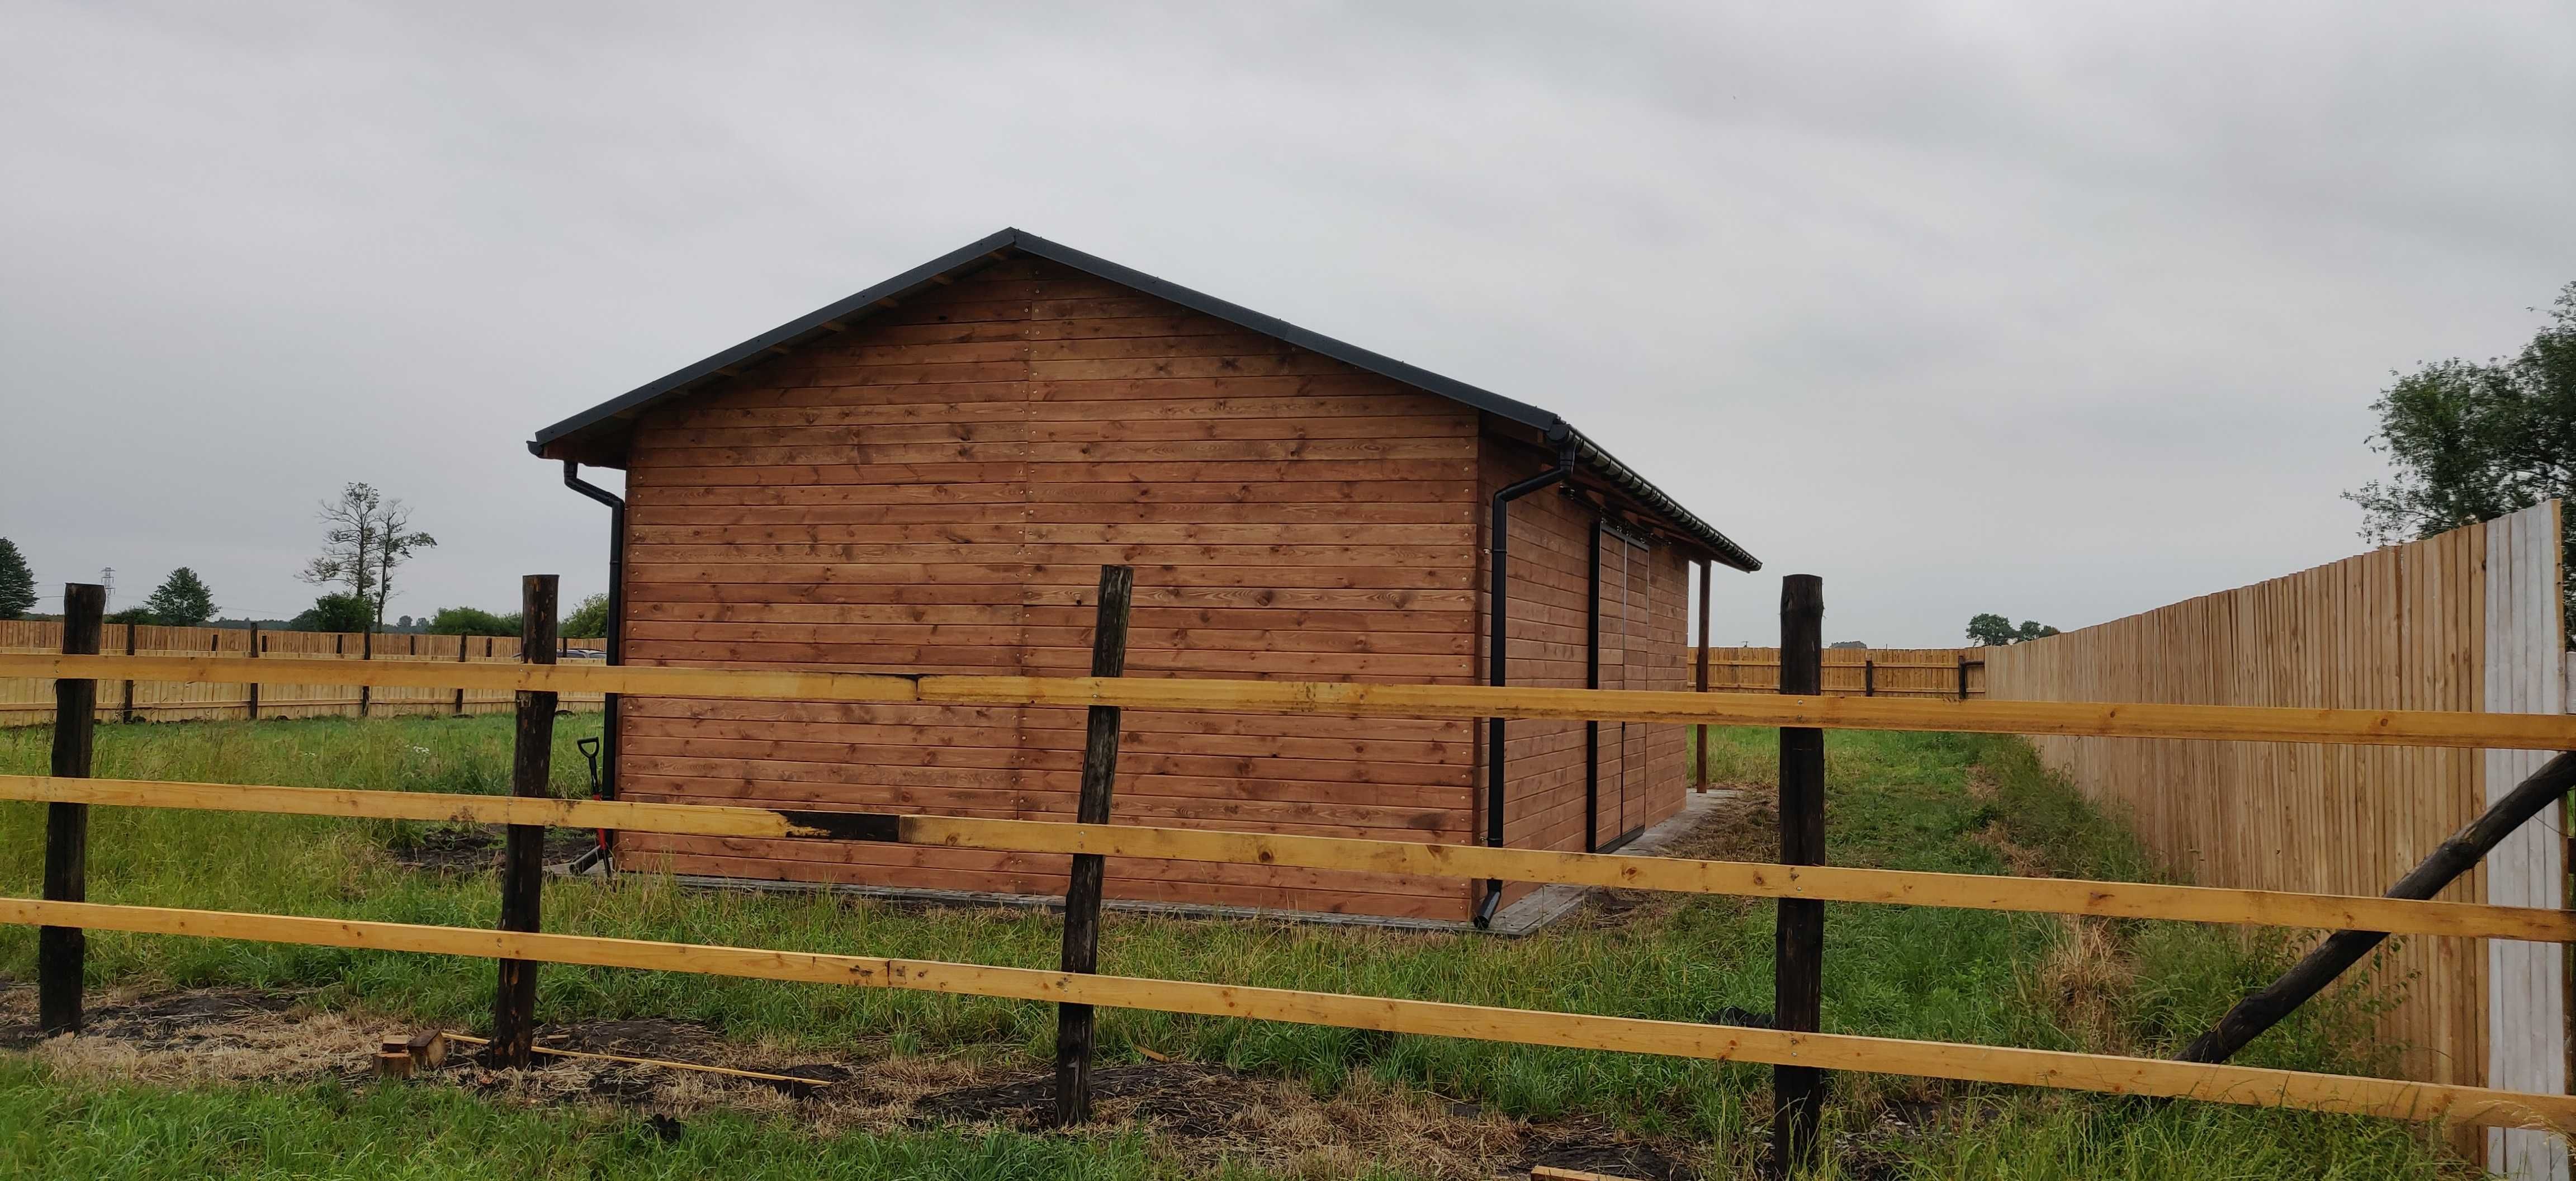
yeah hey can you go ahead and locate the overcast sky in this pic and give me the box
[3,2,2570,646]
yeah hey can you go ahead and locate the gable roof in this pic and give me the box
[529,228,1758,571]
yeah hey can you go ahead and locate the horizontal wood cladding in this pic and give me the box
[627,522,1481,546]
[618,253,1483,919]
[1473,437,1692,908]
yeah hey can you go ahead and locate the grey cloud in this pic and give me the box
[1,1,2568,644]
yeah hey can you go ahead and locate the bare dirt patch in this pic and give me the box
[1967,820,2049,878]
[0,985,380,1088]
[1583,792,1775,929]
[0,984,1712,1179]
[391,824,598,873]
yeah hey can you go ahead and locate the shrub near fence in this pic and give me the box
[0,622,606,725]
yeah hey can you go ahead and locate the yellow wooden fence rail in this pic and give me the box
[6,653,2575,750]
[3,895,2568,1130]
[12,654,2576,1135]
[6,773,2573,943]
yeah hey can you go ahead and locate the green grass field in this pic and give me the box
[0,715,2471,1178]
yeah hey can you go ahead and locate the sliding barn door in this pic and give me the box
[1594,527,1652,850]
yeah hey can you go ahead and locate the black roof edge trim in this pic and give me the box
[524,226,1758,571]
[1565,427,1761,572]
[528,227,1026,450]
[1004,230,1560,432]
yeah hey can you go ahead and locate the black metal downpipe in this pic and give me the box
[1476,447,1575,929]
[562,461,625,868]
[1584,513,1602,854]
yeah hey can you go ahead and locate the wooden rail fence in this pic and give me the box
[1691,646,1986,699]
[10,639,2576,1150]
[0,621,607,725]
[9,651,2570,750]
[1980,503,2571,1176]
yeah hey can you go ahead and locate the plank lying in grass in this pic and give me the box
[8,653,2575,750]
[3,896,2568,1131]
[5,774,2569,942]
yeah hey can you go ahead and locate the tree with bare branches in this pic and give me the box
[298,483,437,635]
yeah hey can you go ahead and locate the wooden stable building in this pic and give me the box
[529,229,1759,924]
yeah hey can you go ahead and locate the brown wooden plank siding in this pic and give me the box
[617,256,1488,919]
[1474,436,1693,911]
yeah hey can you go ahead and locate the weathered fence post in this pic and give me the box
[1054,564,1133,1126]
[1862,658,1875,698]
[2178,750,2576,1066]
[358,629,373,719]
[119,622,136,723]
[245,623,261,720]
[488,575,557,1068]
[454,634,469,715]
[1956,653,1969,702]
[1773,574,1826,1176]
[41,583,105,1036]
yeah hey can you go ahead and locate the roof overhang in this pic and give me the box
[529,228,1759,572]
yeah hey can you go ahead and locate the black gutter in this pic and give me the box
[1476,445,1577,929]
[561,462,625,848]
[1562,428,1759,574]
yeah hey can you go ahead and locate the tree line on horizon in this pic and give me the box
[0,483,606,638]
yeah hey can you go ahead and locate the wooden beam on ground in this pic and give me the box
[40,583,103,1036]
[1533,1168,1641,1181]
[441,1031,825,1088]
[11,653,2576,750]
[6,774,2576,943]
[2,896,2570,1131]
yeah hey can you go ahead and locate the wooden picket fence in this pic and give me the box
[7,649,2576,1154]
[0,622,607,725]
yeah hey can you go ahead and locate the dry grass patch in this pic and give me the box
[1,984,1704,1180]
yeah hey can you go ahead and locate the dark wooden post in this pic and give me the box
[1054,564,1133,1126]
[119,622,136,722]
[488,575,557,1068]
[358,628,373,718]
[454,633,469,715]
[1694,558,1712,791]
[1957,653,1969,702]
[1863,658,1875,698]
[245,623,260,720]
[2179,750,2576,1065]
[1772,574,1826,1176]
[42,583,105,1036]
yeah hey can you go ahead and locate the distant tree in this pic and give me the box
[141,568,219,627]
[291,593,373,632]
[1966,613,2060,646]
[426,606,521,637]
[298,483,437,636]
[560,593,610,641]
[396,615,414,630]
[0,539,32,621]
[1827,640,1868,650]
[2345,280,2575,636]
